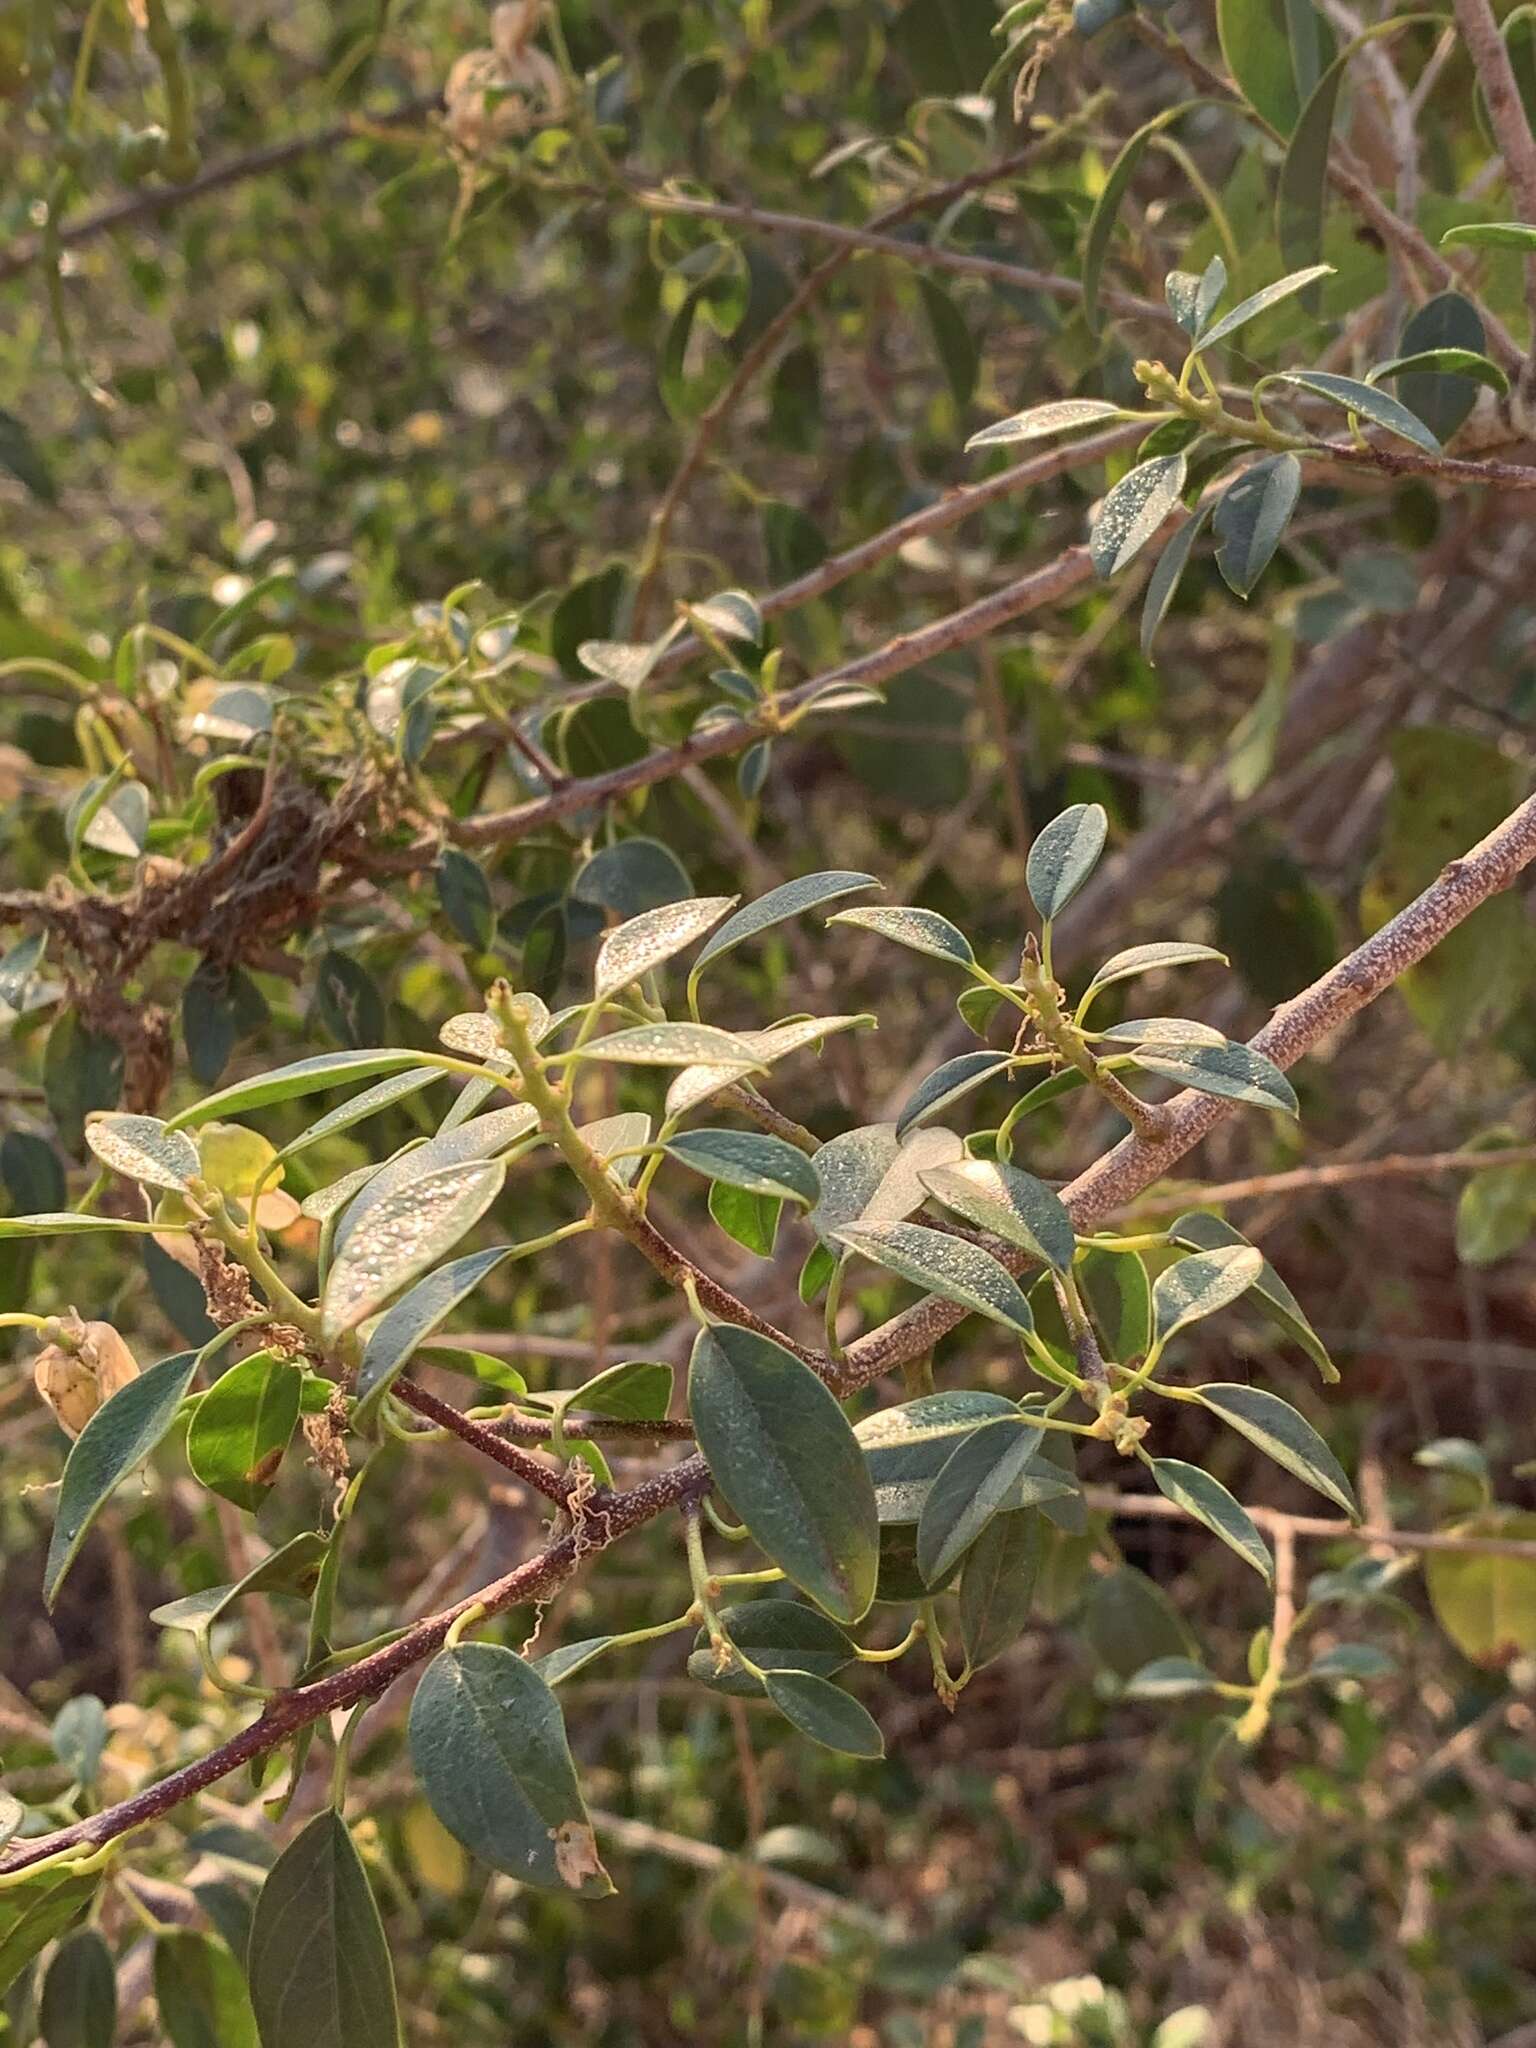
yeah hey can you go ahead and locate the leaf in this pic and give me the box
[1141,502,1212,657]
[764,1672,884,1757]
[1190,265,1334,354]
[1167,1212,1336,1381]
[1132,1038,1299,1114]
[571,837,693,919]
[855,1390,1021,1523]
[531,1638,618,1687]
[808,1124,901,1245]
[319,1159,506,1340]
[247,1810,402,2046]
[0,407,58,502]
[46,1350,198,1606]
[708,1180,782,1256]
[0,1211,170,1241]
[313,953,386,1050]
[826,904,976,969]
[435,851,494,950]
[1441,220,1536,249]
[687,1599,856,1698]
[1307,1643,1395,1681]
[917,1417,1048,1583]
[51,1700,107,1790]
[1196,1383,1356,1516]
[960,1508,1046,1669]
[44,1016,124,1151]
[690,872,877,980]
[1084,104,1206,333]
[154,1930,258,2048]
[186,1352,301,1511]
[919,1158,1076,1271]
[1369,346,1507,393]
[1389,292,1489,442]
[1026,803,1108,920]
[40,1926,117,2048]
[1082,941,1228,1000]
[592,895,737,1002]
[1272,369,1441,453]
[663,1129,819,1206]
[688,1323,878,1623]
[167,1051,431,1131]
[1090,456,1187,578]
[895,1051,1014,1138]
[1122,1655,1219,1698]
[664,1013,873,1120]
[274,1068,443,1169]
[1099,1017,1226,1048]
[0,1869,101,2001]
[964,397,1126,451]
[564,1359,673,1423]
[353,1246,516,1426]
[0,928,48,1010]
[1212,454,1302,596]
[689,588,763,645]
[1456,1159,1536,1266]
[83,1113,200,1194]
[150,1531,330,1640]
[919,277,978,408]
[1218,0,1299,129]
[407,1644,612,1894]
[576,1023,767,1069]
[576,1111,652,1188]
[1152,1245,1263,1345]
[1152,1458,1273,1581]
[836,1220,1035,1336]
[1424,1512,1536,1665]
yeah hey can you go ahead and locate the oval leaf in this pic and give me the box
[1196,1382,1357,1517]
[964,397,1126,450]
[960,1509,1047,1671]
[826,904,976,969]
[320,1158,506,1340]
[687,1599,856,1699]
[247,1809,402,2047]
[690,872,878,977]
[593,895,737,1002]
[919,1158,1077,1272]
[837,1219,1035,1335]
[186,1352,301,1512]
[84,1114,199,1194]
[1152,1245,1263,1345]
[763,1672,884,1757]
[1274,368,1441,453]
[167,1051,430,1131]
[1213,453,1302,597]
[1152,1457,1273,1581]
[855,1389,1020,1524]
[1089,457,1186,578]
[916,1416,1047,1584]
[353,1246,515,1426]
[1168,1209,1336,1382]
[663,1128,818,1206]
[576,1023,767,1069]
[1132,1038,1298,1114]
[1028,804,1108,921]
[1191,265,1335,355]
[895,1051,1014,1138]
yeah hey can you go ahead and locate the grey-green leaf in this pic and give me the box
[1168,1210,1337,1382]
[835,1220,1035,1335]
[319,1158,506,1340]
[690,871,877,977]
[407,1644,612,1895]
[1089,457,1186,579]
[1152,1458,1273,1581]
[1441,220,1536,249]
[1122,1655,1218,1699]
[40,1926,117,2048]
[1213,454,1302,597]
[167,1051,430,1131]
[687,1599,856,1699]
[663,1129,819,1206]
[592,895,737,1002]
[826,904,976,969]
[918,1158,1076,1272]
[855,1390,1020,1524]
[353,1245,515,1426]
[964,398,1125,451]
[959,1508,1046,1669]
[154,1928,259,2048]
[0,1871,101,2002]
[247,1809,402,2047]
[764,1672,884,1758]
[917,1416,1047,1584]
[1141,501,1211,658]
[688,1324,878,1623]
[46,1350,198,1607]
[895,1051,1013,1138]
[83,1114,199,1194]
[1133,1037,1298,1114]
[576,1023,766,1070]
[1027,803,1108,921]
[1273,369,1441,453]
[1152,1245,1263,1346]
[1196,1383,1357,1517]
[1191,264,1334,354]
[1082,941,1228,1000]
[808,1124,900,1244]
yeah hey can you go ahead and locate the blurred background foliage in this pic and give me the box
[2,0,1536,2043]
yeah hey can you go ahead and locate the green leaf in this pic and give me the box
[1131,1038,1298,1114]
[691,872,877,980]
[1152,1245,1263,1345]
[919,277,978,409]
[186,1352,300,1512]
[1027,803,1108,920]
[687,1599,856,1698]
[708,1179,782,1256]
[167,1051,432,1131]
[1151,1458,1273,1581]
[855,1390,1020,1524]
[1277,46,1348,278]
[149,1530,329,1640]
[82,1113,199,1194]
[1084,104,1206,333]
[1168,1211,1336,1381]
[154,1930,258,2048]
[895,1051,1013,1138]
[1141,502,1212,658]
[889,0,995,92]
[688,1323,879,1623]
[592,895,737,1002]
[1369,346,1507,393]
[435,850,495,950]
[0,928,48,1010]
[1165,254,1228,337]
[764,1671,884,1758]
[1218,0,1299,129]
[0,1211,171,1242]
[40,1925,116,2048]
[571,838,693,919]
[313,953,387,1050]
[917,1417,1050,1583]
[836,1220,1035,1335]
[576,1023,767,1069]
[663,1128,819,1206]
[664,1013,874,1122]
[964,398,1126,451]
[1307,1643,1395,1681]
[1083,941,1228,1001]
[1089,456,1187,578]
[1442,220,1536,249]
[1122,1655,1218,1699]
[1456,1159,1536,1266]
[1196,1383,1356,1516]
[919,1158,1076,1271]
[0,407,59,503]
[407,1645,612,1894]
[1190,265,1334,355]
[1272,369,1440,453]
[960,1508,1046,1669]
[353,1246,515,1427]
[1424,1511,1536,1665]
[530,1638,618,1687]
[564,1359,673,1423]
[44,1016,124,1152]
[808,1124,901,1244]
[46,1350,198,1607]
[1389,292,1489,441]
[247,1810,402,2046]
[274,1068,443,1170]
[1212,454,1302,597]
[0,1869,101,2001]
[826,904,976,969]
[319,1159,506,1340]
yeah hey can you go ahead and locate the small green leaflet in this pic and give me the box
[826,904,976,969]
[1196,1383,1357,1517]
[1272,369,1440,453]
[895,1051,1013,1138]
[1442,221,1536,249]
[46,1351,198,1607]
[690,871,877,984]
[1213,454,1302,597]
[1141,501,1211,658]
[319,1158,506,1340]
[688,1324,878,1623]
[1189,265,1334,355]
[592,895,737,1003]
[1168,1210,1337,1382]
[1152,1245,1263,1345]
[407,1644,612,1895]
[835,1220,1035,1336]
[709,1180,781,1256]
[83,1113,200,1193]
[1164,254,1227,338]
[562,1359,673,1423]
[150,1531,330,1641]
[1152,1458,1273,1581]
[686,1599,856,1698]
[575,1023,766,1069]
[919,1158,1076,1272]
[964,398,1126,451]
[186,1351,301,1512]
[662,1128,819,1206]
[1026,802,1107,920]
[1131,1038,1298,1114]
[917,1417,1049,1583]
[1090,456,1186,579]
[247,1809,402,2047]
[763,1672,884,1758]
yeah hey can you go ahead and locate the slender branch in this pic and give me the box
[1131,1143,1536,1213]
[1083,1488,1536,1560]
[392,1377,572,1504]
[1452,0,1536,376]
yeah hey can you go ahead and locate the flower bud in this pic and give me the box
[33,1320,142,1438]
